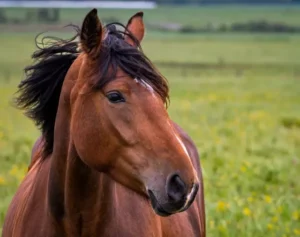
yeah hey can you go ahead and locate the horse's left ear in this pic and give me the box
[80,8,104,58]
[125,12,145,47]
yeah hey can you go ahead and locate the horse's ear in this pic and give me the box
[80,8,104,58]
[125,12,145,47]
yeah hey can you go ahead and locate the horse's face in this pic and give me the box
[71,9,199,216]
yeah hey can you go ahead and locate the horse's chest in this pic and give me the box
[76,179,201,237]
[160,211,200,237]
[87,197,162,237]
[96,210,198,237]
[83,196,199,237]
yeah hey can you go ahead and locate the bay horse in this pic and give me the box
[2,9,206,237]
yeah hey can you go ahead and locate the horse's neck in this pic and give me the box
[48,85,113,233]
[50,140,115,235]
[61,148,158,236]
[47,56,85,223]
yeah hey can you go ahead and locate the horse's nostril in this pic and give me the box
[166,174,187,202]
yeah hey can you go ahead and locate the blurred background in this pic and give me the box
[0,0,300,236]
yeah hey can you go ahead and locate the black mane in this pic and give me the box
[15,23,169,159]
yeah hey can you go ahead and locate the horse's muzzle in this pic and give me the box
[147,178,199,217]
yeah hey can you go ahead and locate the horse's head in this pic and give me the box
[70,9,199,216]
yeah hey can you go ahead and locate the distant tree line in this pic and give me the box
[0,0,299,24]
[156,0,300,5]
[0,8,59,23]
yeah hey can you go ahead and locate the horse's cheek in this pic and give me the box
[71,100,109,170]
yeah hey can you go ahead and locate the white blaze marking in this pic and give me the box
[134,78,154,93]
[174,132,199,209]
[175,134,190,158]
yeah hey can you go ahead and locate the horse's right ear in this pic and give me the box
[80,9,104,58]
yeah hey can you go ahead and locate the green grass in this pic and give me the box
[3,5,300,27]
[1,27,300,236]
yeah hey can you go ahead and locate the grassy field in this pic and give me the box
[1,6,300,236]
[3,5,300,27]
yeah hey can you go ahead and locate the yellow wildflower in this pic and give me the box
[0,175,6,185]
[243,208,251,216]
[293,211,299,220]
[209,220,215,229]
[9,165,18,176]
[294,229,300,235]
[272,216,278,223]
[216,201,229,212]
[247,197,253,203]
[267,224,273,230]
[264,195,272,203]
[240,166,247,172]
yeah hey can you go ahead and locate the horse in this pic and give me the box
[2,9,206,237]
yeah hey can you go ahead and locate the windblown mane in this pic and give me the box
[15,26,80,158]
[15,23,169,159]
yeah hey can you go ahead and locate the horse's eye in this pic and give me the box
[106,91,125,103]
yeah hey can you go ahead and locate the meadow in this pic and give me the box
[1,6,300,236]
[4,5,300,27]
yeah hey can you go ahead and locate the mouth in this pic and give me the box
[147,190,173,217]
